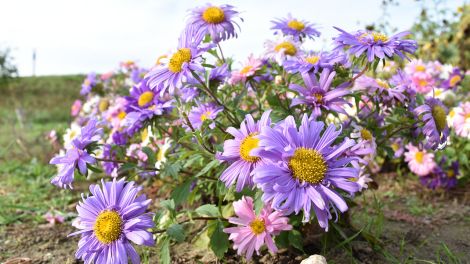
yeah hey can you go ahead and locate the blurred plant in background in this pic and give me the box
[0,47,17,86]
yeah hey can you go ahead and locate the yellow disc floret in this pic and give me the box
[200,111,212,121]
[449,75,461,87]
[93,210,122,244]
[239,133,260,163]
[360,128,373,141]
[138,91,154,107]
[415,151,424,163]
[431,105,447,132]
[274,42,297,56]
[249,218,266,235]
[287,19,305,31]
[376,79,390,89]
[168,48,192,73]
[202,6,225,24]
[305,56,319,65]
[289,148,327,184]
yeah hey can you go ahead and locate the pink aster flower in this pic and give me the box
[71,99,82,117]
[410,72,434,94]
[453,102,470,138]
[404,144,436,176]
[229,54,263,85]
[223,196,292,260]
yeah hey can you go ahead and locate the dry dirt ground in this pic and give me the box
[1,176,470,264]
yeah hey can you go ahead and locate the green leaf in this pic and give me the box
[87,164,103,173]
[210,220,229,258]
[195,159,219,177]
[288,229,304,251]
[171,179,193,205]
[195,204,220,217]
[167,224,186,243]
[117,162,136,174]
[160,199,175,211]
[141,146,156,165]
[158,236,171,264]
[275,231,289,249]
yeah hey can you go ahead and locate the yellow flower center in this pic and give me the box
[431,105,447,132]
[84,79,91,86]
[418,79,428,87]
[287,19,305,31]
[361,128,373,141]
[465,113,470,121]
[274,42,297,56]
[117,111,127,120]
[93,210,122,244]
[313,93,323,103]
[156,55,168,65]
[138,91,154,107]
[289,148,327,184]
[239,133,260,163]
[141,127,149,142]
[376,79,389,89]
[305,56,319,65]
[249,218,266,235]
[415,65,426,72]
[435,89,443,96]
[240,66,253,74]
[200,111,212,121]
[447,169,455,178]
[99,100,109,112]
[359,32,388,42]
[391,143,400,152]
[202,6,225,24]
[415,151,424,163]
[168,48,192,73]
[449,75,461,87]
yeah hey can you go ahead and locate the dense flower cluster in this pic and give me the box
[47,3,469,263]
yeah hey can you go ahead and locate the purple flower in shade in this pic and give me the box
[390,138,405,158]
[180,87,200,103]
[208,63,230,84]
[414,98,449,150]
[185,4,241,43]
[284,51,348,74]
[333,27,417,62]
[347,123,376,165]
[442,68,464,89]
[252,115,361,230]
[354,76,406,104]
[145,32,213,94]
[81,72,97,95]
[79,118,103,148]
[182,64,229,102]
[271,13,320,41]
[289,69,350,117]
[217,111,272,192]
[69,179,154,264]
[111,131,128,146]
[102,144,119,176]
[130,67,147,84]
[223,196,292,260]
[186,102,224,130]
[390,70,416,98]
[419,158,458,190]
[50,147,95,189]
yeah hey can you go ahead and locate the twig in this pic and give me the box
[351,65,369,83]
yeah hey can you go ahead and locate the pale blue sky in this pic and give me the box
[0,0,464,76]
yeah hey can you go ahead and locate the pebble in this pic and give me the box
[300,255,327,264]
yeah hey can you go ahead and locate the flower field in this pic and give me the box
[1,2,469,264]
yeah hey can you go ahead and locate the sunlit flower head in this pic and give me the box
[186,102,223,130]
[290,69,350,117]
[404,143,436,176]
[271,13,320,41]
[186,4,241,43]
[69,179,154,264]
[442,68,464,89]
[410,72,434,94]
[333,27,417,62]
[284,51,348,74]
[264,36,301,64]
[253,115,361,230]
[354,76,406,103]
[229,54,263,85]
[217,110,272,192]
[223,196,292,260]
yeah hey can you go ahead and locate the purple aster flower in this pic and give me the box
[390,70,416,98]
[208,63,230,84]
[217,110,272,192]
[442,67,464,89]
[102,144,119,176]
[111,131,128,146]
[126,79,160,111]
[414,98,449,150]
[290,69,350,116]
[333,27,417,62]
[145,32,213,94]
[130,67,147,84]
[419,158,458,190]
[354,76,406,103]
[444,161,459,189]
[271,13,320,41]
[180,87,200,103]
[79,118,103,148]
[50,147,95,189]
[186,102,223,130]
[284,51,348,74]
[252,115,360,230]
[81,72,97,95]
[69,178,154,264]
[185,4,241,43]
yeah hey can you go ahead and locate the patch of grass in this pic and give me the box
[0,160,76,225]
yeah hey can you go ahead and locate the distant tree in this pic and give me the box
[0,47,18,86]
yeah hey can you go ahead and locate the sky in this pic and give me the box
[0,0,464,76]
